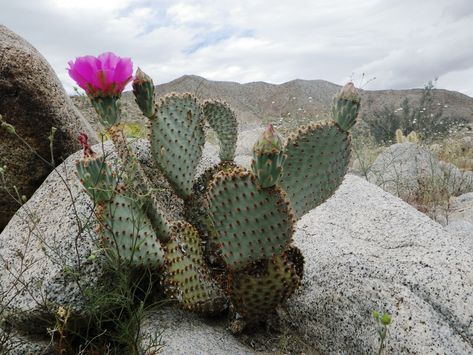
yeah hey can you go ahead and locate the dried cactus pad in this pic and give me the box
[149,93,205,197]
[207,167,295,270]
[229,253,300,320]
[163,221,226,315]
[203,100,238,161]
[279,120,351,219]
[100,194,166,268]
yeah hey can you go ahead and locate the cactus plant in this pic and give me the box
[69,54,360,326]
[395,129,420,144]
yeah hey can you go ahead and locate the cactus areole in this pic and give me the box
[69,54,359,325]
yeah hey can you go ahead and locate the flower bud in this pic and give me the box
[338,82,360,102]
[253,124,284,155]
[133,68,156,118]
[78,132,96,158]
[251,124,286,188]
[331,82,361,131]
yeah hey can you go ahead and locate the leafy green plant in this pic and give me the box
[373,311,392,355]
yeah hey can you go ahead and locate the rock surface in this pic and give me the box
[448,192,473,224]
[0,25,96,231]
[140,308,254,355]
[235,127,264,156]
[368,142,473,198]
[0,328,54,355]
[281,174,473,354]
[445,192,473,248]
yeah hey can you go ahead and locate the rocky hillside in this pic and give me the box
[73,75,473,132]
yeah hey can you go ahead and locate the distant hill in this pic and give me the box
[73,75,473,133]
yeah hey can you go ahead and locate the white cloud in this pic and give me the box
[1,0,472,96]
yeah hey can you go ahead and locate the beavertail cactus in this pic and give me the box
[70,54,360,325]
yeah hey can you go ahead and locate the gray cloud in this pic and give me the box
[1,0,472,96]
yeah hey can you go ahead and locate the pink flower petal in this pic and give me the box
[113,57,133,84]
[98,52,120,71]
[67,52,133,96]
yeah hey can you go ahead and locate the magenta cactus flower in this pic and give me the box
[68,52,133,97]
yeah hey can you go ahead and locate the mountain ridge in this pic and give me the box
[73,75,473,132]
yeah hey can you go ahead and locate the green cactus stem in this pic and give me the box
[203,100,238,161]
[206,166,295,270]
[76,156,117,205]
[149,93,206,198]
[163,221,226,315]
[99,193,166,268]
[228,254,300,320]
[279,121,351,219]
[107,124,170,240]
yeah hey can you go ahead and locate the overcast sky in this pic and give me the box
[2,0,472,96]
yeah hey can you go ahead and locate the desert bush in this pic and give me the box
[365,80,469,144]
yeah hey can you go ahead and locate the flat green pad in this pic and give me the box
[229,254,300,320]
[203,100,238,161]
[150,93,205,197]
[185,162,237,243]
[76,156,117,204]
[101,194,165,268]
[164,221,226,314]
[207,167,295,270]
[279,120,351,219]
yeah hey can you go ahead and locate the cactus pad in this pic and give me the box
[207,167,295,270]
[149,93,205,197]
[279,121,351,219]
[164,221,226,314]
[185,161,237,245]
[76,156,117,205]
[203,100,238,161]
[100,194,165,268]
[228,254,300,320]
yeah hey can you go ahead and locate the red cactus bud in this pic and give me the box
[253,124,284,154]
[78,132,96,158]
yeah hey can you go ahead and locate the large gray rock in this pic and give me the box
[448,192,473,225]
[445,192,473,248]
[0,328,54,355]
[139,308,254,354]
[0,140,217,336]
[0,25,97,231]
[368,142,473,199]
[367,143,442,197]
[280,174,473,354]
[235,127,264,156]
